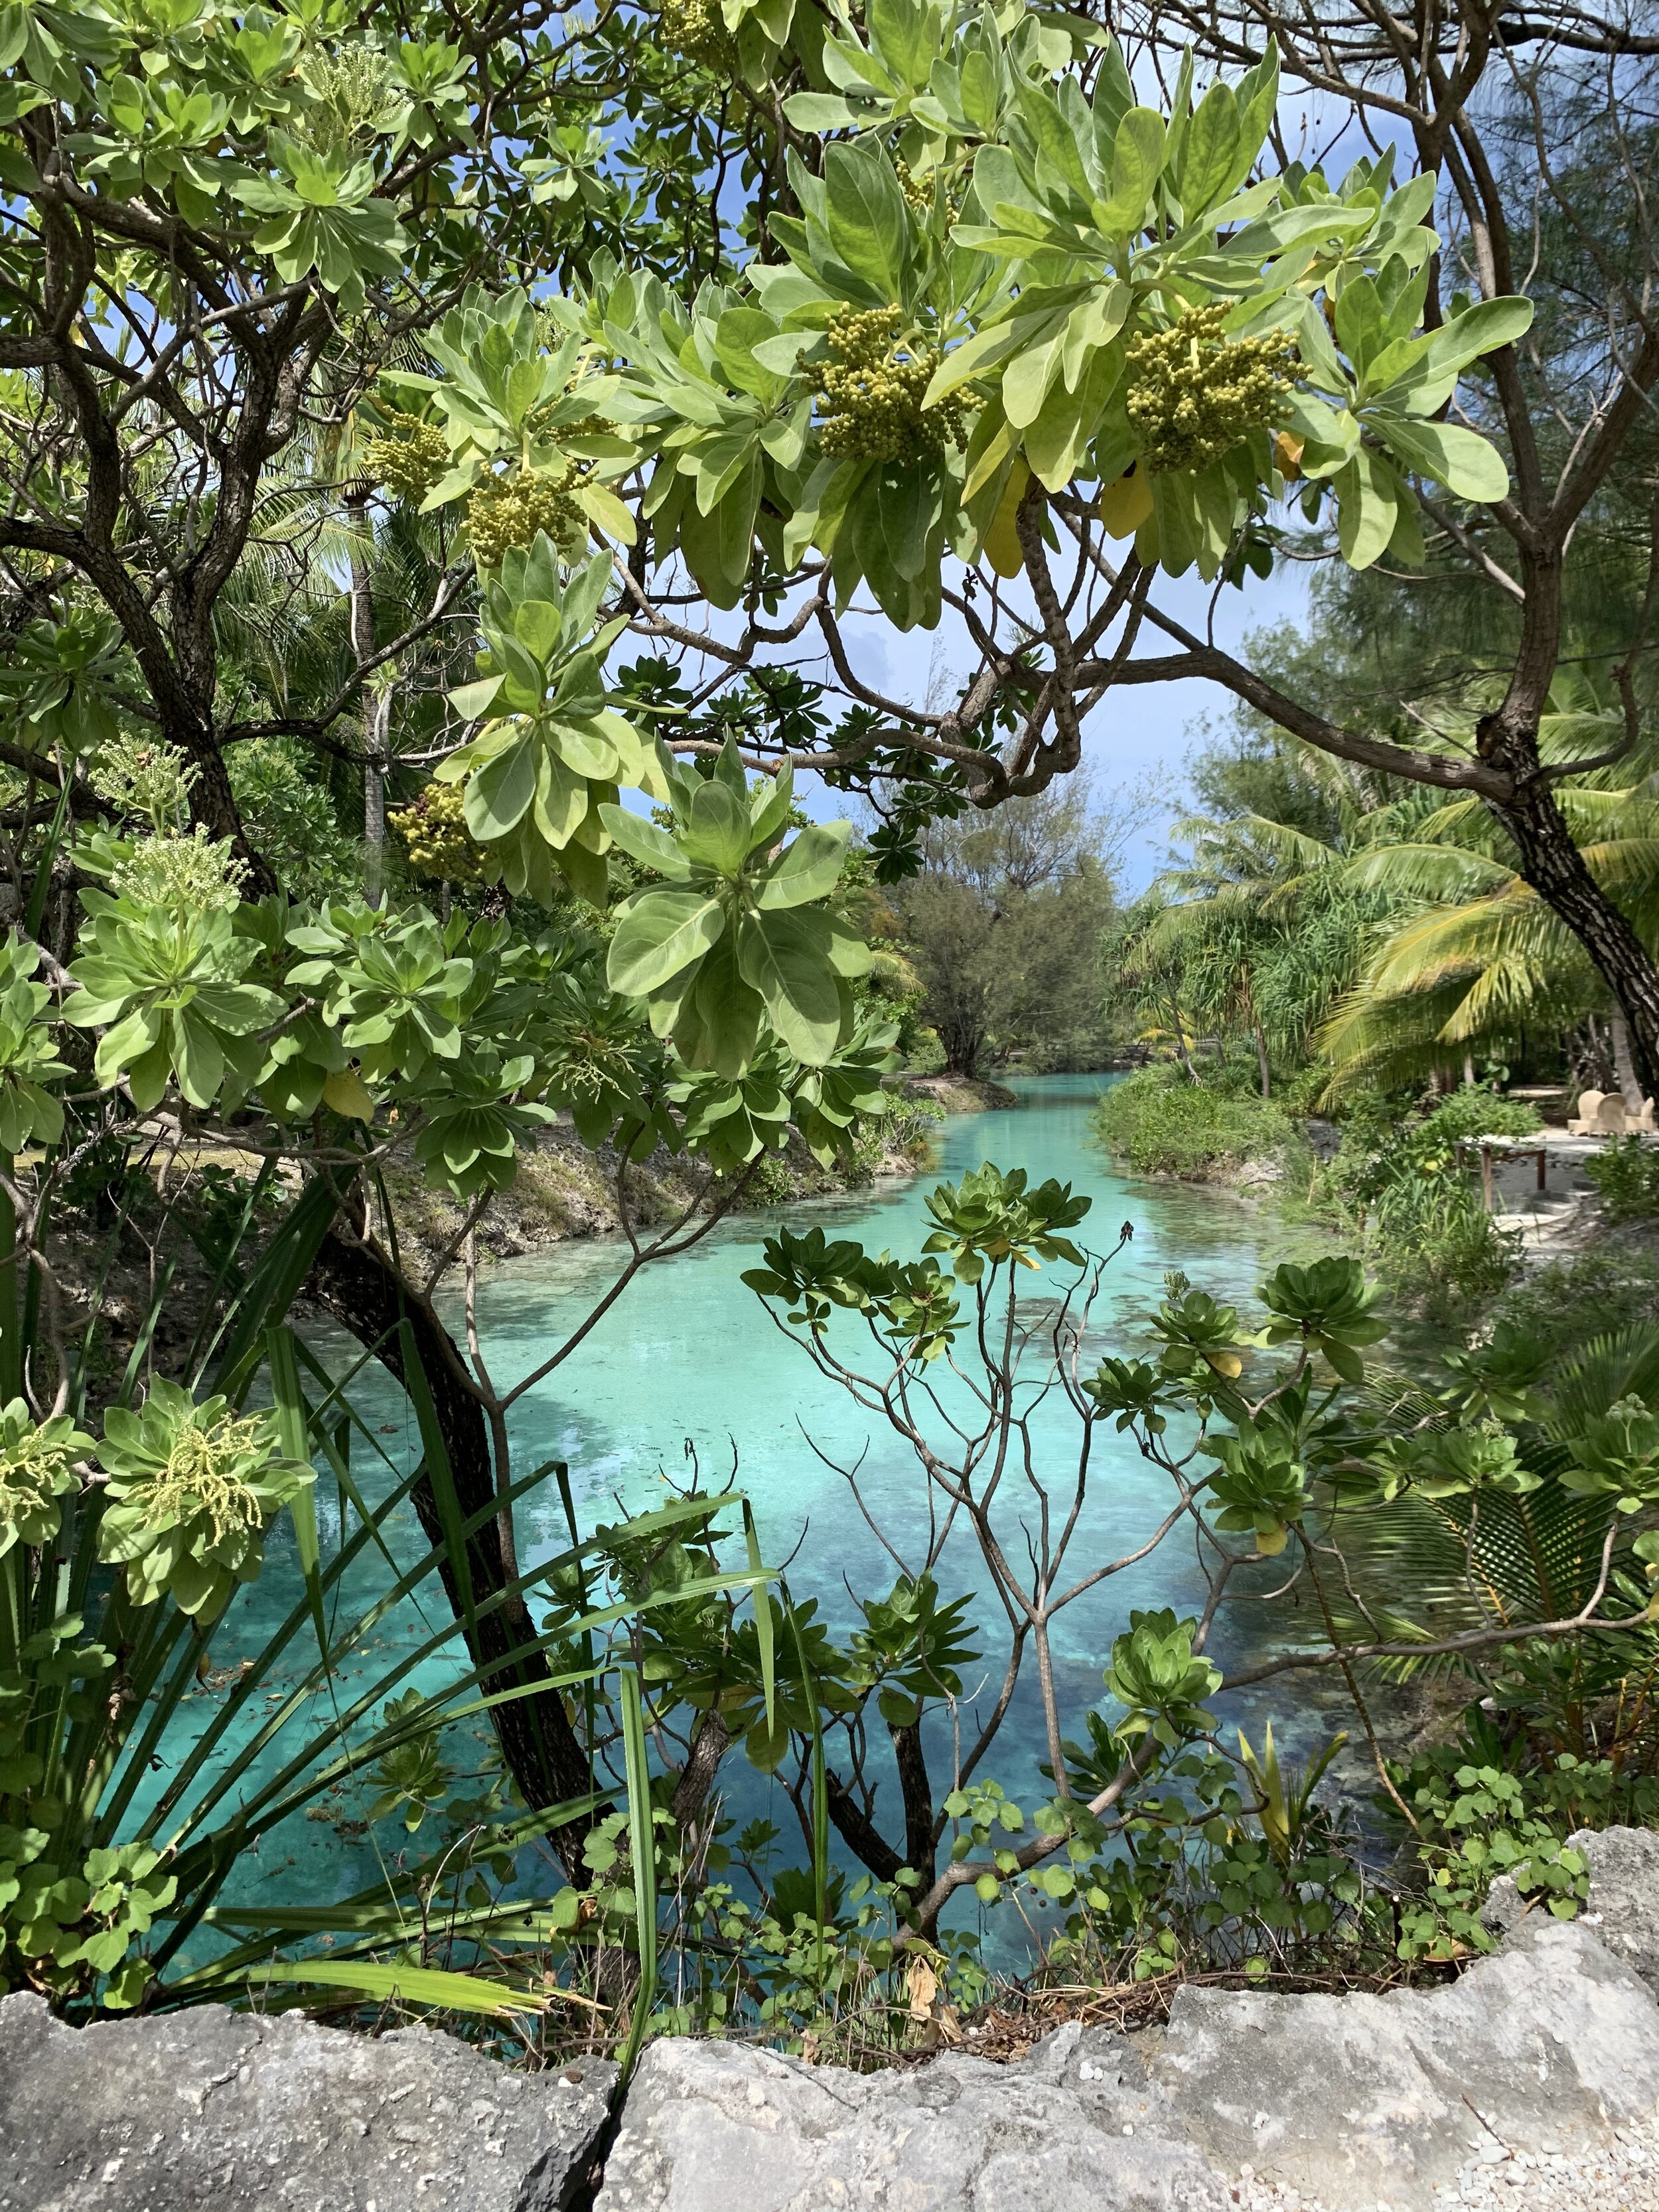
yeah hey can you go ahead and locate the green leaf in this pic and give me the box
[739,910,843,1063]
[681,780,753,875]
[1176,81,1241,214]
[465,735,538,839]
[1373,416,1510,502]
[1096,108,1166,234]
[824,141,907,297]
[1333,448,1399,569]
[252,1960,547,2017]
[758,824,851,910]
[598,804,693,879]
[607,891,725,996]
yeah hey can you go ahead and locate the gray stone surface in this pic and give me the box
[1571,1821,1659,1996]
[1147,1916,1659,2211]
[0,1993,616,2212]
[593,2020,1227,2211]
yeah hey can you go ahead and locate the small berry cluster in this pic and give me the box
[658,0,729,68]
[814,306,974,463]
[892,158,934,219]
[1123,305,1297,475]
[466,464,585,570]
[390,783,490,884]
[362,411,450,502]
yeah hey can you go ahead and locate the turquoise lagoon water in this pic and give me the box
[161,1074,1338,1931]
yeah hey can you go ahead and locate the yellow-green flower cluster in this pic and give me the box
[363,411,451,503]
[90,735,196,835]
[1124,305,1297,475]
[390,782,490,884]
[0,1400,92,1559]
[815,307,974,464]
[658,0,729,67]
[96,1380,317,1620]
[111,828,248,915]
[466,465,585,570]
[893,159,934,219]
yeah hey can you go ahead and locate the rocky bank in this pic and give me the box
[9,1826,1659,2211]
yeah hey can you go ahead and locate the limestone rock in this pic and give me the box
[0,1992,616,2212]
[1570,1822,1659,1996]
[1147,1917,1659,2211]
[593,2020,1227,2211]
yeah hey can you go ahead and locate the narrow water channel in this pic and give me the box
[164,1074,1348,1940]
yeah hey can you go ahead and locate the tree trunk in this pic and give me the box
[1485,761,1659,1096]
[1611,1015,1646,1114]
[890,1719,937,1890]
[346,494,390,910]
[1254,1023,1271,1100]
[307,1220,601,1879]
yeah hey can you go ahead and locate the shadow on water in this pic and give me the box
[156,1073,1360,1950]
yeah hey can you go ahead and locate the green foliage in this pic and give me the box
[96,1382,317,1619]
[1317,1086,1542,1321]
[0,938,73,1153]
[0,1403,94,1558]
[605,741,868,1077]
[1584,1136,1659,1224]
[920,1159,1088,1282]
[1092,1063,1294,1177]
[1106,1610,1223,1746]
[1386,1714,1659,1961]
[66,893,283,1114]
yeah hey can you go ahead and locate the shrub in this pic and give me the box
[1092,1064,1295,1178]
[1318,1085,1540,1323]
[1584,1135,1659,1224]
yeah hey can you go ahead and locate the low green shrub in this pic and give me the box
[1496,1245,1659,1361]
[1092,1064,1295,1178]
[1584,1135,1659,1224]
[1383,1708,1659,1958]
[1318,1086,1540,1323]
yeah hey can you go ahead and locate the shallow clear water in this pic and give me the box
[160,1074,1342,1936]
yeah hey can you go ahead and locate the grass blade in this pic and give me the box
[618,1665,657,2078]
[252,1960,549,2017]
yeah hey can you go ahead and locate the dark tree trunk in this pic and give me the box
[307,1222,601,1879]
[891,1720,937,1890]
[1485,759,1659,1096]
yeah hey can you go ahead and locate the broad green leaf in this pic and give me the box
[738,909,843,1063]
[869,0,938,88]
[447,674,504,721]
[1333,447,1400,569]
[1176,81,1241,214]
[682,780,753,874]
[464,736,538,840]
[598,803,693,879]
[1374,415,1510,502]
[824,141,906,297]
[758,823,851,909]
[607,890,725,995]
[1096,108,1165,235]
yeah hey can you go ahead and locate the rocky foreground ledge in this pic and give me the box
[7,1827,1659,2212]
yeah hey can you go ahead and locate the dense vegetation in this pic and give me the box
[0,0,1655,2085]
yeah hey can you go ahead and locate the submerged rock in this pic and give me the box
[0,1994,616,2212]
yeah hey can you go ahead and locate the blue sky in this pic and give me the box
[824,560,1316,891]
